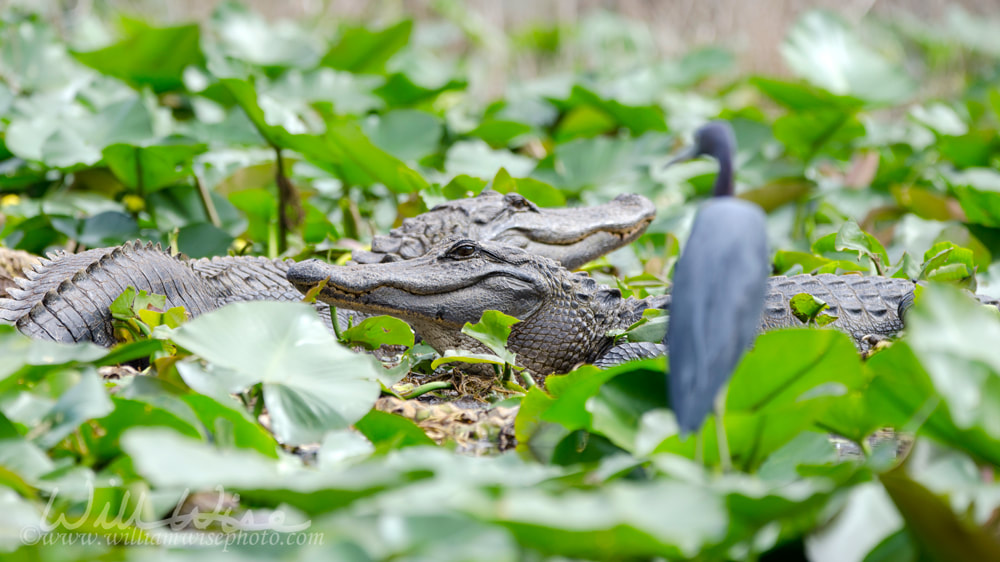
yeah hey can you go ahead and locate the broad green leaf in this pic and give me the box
[789,293,837,326]
[552,136,634,191]
[219,77,303,148]
[751,77,864,111]
[182,393,279,458]
[833,220,889,272]
[341,315,415,351]
[321,20,413,74]
[32,370,113,450]
[361,109,441,162]
[103,141,207,192]
[919,242,976,291]
[211,2,321,68]
[169,301,381,445]
[949,168,1000,227]
[72,20,204,92]
[487,480,727,559]
[461,310,520,361]
[176,222,234,259]
[781,11,914,103]
[864,343,1000,465]
[905,284,1000,440]
[77,211,140,247]
[654,330,865,469]
[354,409,435,454]
[444,140,536,180]
[0,328,107,387]
[467,120,533,148]
[299,119,429,193]
[772,109,865,161]
[805,483,904,562]
[880,470,1000,561]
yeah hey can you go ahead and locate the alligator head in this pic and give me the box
[352,190,656,270]
[288,239,650,374]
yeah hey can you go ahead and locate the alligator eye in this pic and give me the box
[449,243,477,258]
[506,194,538,212]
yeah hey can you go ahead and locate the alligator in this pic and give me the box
[0,191,656,345]
[287,239,943,375]
[351,190,656,269]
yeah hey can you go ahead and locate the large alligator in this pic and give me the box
[287,239,931,375]
[0,191,656,345]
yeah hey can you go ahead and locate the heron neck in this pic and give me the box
[712,150,734,197]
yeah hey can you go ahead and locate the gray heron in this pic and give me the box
[664,121,770,441]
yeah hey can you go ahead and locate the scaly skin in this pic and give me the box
[0,192,657,346]
[289,239,654,375]
[289,241,976,374]
[0,242,222,346]
[353,190,656,269]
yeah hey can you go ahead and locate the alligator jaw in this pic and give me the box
[492,193,656,269]
[287,249,547,329]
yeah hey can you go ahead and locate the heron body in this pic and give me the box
[664,121,770,435]
[667,198,768,433]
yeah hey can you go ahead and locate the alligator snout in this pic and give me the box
[286,260,333,290]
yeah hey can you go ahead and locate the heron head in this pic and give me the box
[666,120,736,167]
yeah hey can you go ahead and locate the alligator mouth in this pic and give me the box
[287,260,535,298]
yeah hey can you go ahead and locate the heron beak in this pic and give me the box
[664,145,699,168]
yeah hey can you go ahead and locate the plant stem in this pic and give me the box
[194,174,221,227]
[520,371,536,389]
[134,146,144,199]
[402,381,453,399]
[274,147,302,254]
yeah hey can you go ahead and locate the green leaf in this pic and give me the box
[176,222,234,259]
[211,2,321,68]
[949,168,1000,227]
[341,315,415,351]
[169,301,381,445]
[361,109,442,162]
[752,77,864,111]
[182,393,279,457]
[880,470,1000,561]
[467,120,533,148]
[32,370,113,450]
[772,109,865,161]
[654,330,865,469]
[833,220,889,272]
[789,293,838,326]
[781,10,914,103]
[444,140,536,180]
[219,77,302,148]
[72,20,204,93]
[321,20,413,74]
[77,211,140,247]
[905,284,1000,441]
[461,310,520,363]
[919,242,977,290]
[103,141,208,192]
[354,409,435,454]
[297,119,429,193]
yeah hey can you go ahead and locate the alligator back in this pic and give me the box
[0,242,222,346]
[191,255,346,330]
[761,274,913,349]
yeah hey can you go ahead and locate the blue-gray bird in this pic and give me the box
[664,121,769,435]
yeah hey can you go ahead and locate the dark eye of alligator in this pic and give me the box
[448,243,478,258]
[506,194,537,212]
